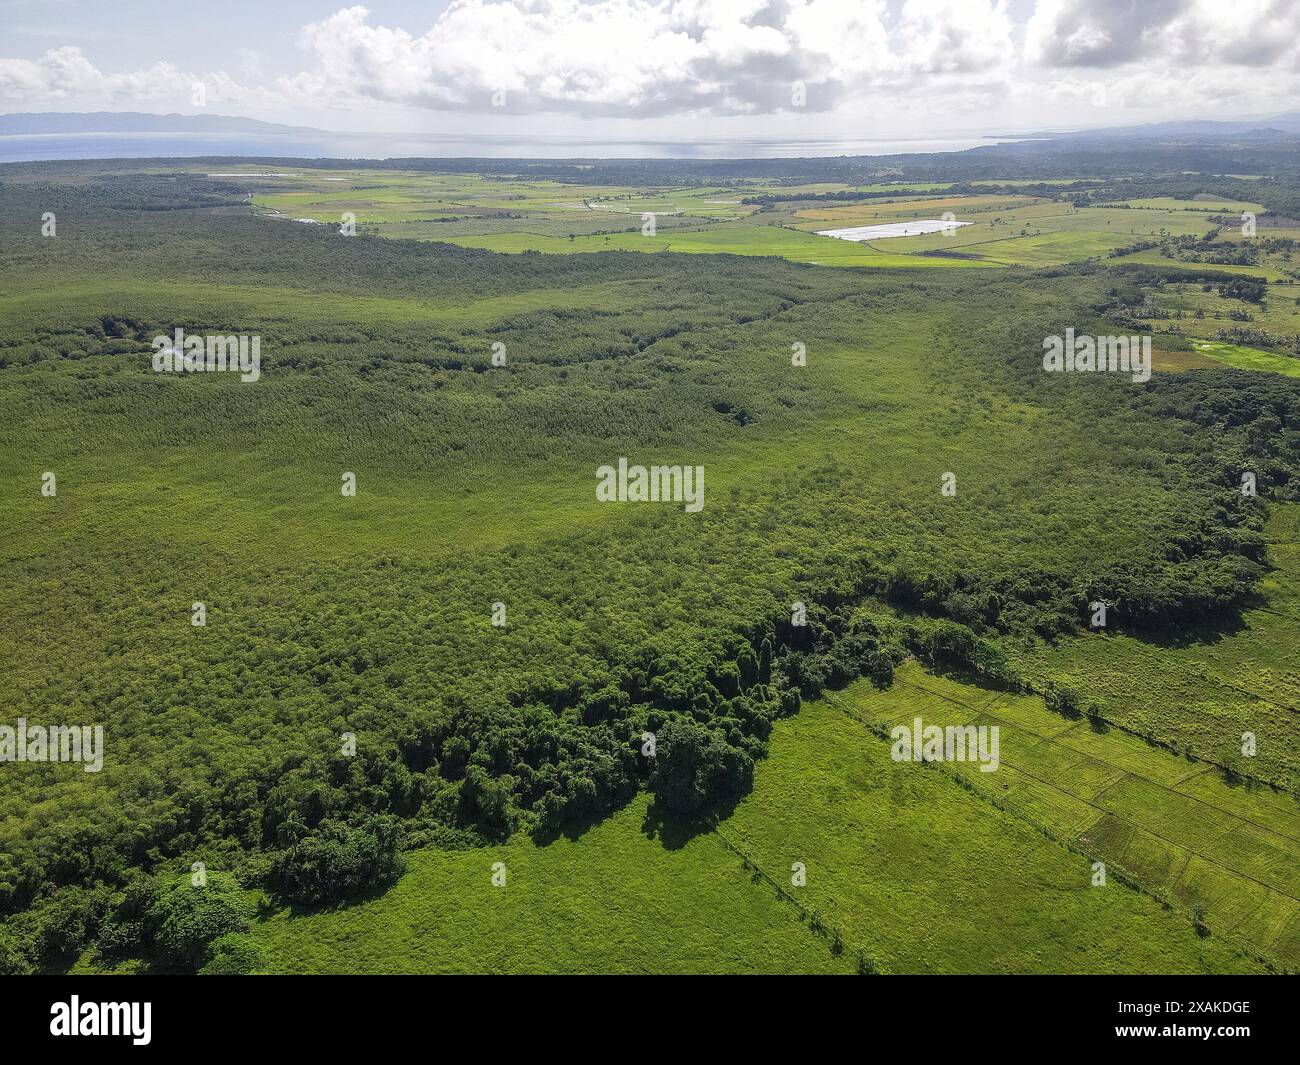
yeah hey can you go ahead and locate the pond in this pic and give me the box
[816,219,972,241]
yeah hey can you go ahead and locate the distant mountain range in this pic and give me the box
[6,110,1300,143]
[0,112,327,136]
[1024,113,1300,140]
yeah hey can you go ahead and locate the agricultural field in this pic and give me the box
[2,157,1299,978]
[836,660,1300,970]
[1117,197,1267,213]
[243,166,1285,272]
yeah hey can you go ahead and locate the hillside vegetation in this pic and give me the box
[1,165,1298,974]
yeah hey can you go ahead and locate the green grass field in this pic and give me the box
[250,661,1272,974]
[440,221,996,267]
[250,791,853,975]
[1187,340,1300,377]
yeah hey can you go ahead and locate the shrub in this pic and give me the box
[148,873,250,972]
[198,932,264,975]
[276,817,406,906]
[649,715,754,815]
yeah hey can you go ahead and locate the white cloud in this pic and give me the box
[1025,0,1300,70]
[0,44,286,112]
[0,46,184,102]
[895,0,1014,77]
[0,0,1297,129]
[276,1,902,116]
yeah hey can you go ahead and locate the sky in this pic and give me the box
[1,0,1298,142]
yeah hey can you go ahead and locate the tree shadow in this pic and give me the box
[639,788,747,851]
[1126,600,1255,650]
[528,789,638,847]
[267,874,404,921]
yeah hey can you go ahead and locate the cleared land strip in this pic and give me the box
[829,664,1300,967]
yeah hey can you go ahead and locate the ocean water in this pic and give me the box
[0,130,1013,163]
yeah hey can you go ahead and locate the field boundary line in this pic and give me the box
[823,688,1295,970]
[975,757,1300,906]
[894,675,1300,839]
[707,824,874,973]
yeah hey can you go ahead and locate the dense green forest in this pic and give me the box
[1,164,1299,975]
